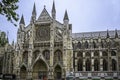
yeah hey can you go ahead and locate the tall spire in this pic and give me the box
[63,10,69,21]
[32,2,36,16]
[52,1,56,13]
[31,3,36,23]
[52,0,56,19]
[115,29,118,38]
[19,14,25,25]
[106,30,109,38]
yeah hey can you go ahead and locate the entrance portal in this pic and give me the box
[54,65,62,80]
[33,59,48,80]
[20,66,27,80]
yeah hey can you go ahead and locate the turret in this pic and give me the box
[19,14,25,30]
[31,3,36,23]
[51,1,56,19]
[106,30,109,38]
[115,29,118,38]
[63,10,69,25]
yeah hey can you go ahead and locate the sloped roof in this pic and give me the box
[72,30,120,40]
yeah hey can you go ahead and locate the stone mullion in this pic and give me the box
[99,51,103,71]
[83,52,86,71]
[91,51,94,71]
[75,59,77,71]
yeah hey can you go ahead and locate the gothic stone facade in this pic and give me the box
[13,2,120,80]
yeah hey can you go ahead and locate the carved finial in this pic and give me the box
[98,32,101,38]
[32,2,36,15]
[63,10,69,20]
[52,0,56,19]
[19,14,25,25]
[44,5,46,8]
[115,29,118,38]
[106,29,109,38]
[91,32,93,38]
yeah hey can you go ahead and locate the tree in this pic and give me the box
[0,31,8,47]
[0,0,19,26]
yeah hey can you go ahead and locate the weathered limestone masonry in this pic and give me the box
[6,1,120,80]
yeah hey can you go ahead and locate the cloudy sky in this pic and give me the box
[0,0,120,43]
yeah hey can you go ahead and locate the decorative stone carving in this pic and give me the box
[35,25,50,41]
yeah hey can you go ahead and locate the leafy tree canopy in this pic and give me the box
[0,31,8,47]
[0,0,19,26]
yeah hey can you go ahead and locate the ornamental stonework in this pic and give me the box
[35,24,50,41]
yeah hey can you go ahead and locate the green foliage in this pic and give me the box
[0,31,8,47]
[0,0,19,26]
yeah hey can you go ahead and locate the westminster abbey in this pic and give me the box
[0,1,120,80]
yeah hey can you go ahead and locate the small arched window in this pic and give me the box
[101,40,104,48]
[43,50,50,60]
[93,41,96,48]
[77,52,83,57]
[33,50,40,61]
[86,59,91,71]
[111,51,116,56]
[77,59,83,71]
[84,41,89,48]
[112,59,117,71]
[86,52,91,57]
[54,50,62,61]
[103,59,108,71]
[77,42,81,49]
[94,59,99,71]
[102,51,108,56]
[94,51,99,56]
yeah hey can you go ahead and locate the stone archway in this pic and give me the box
[54,65,62,80]
[20,66,27,80]
[32,59,48,80]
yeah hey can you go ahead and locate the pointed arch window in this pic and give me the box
[77,42,81,49]
[23,51,28,64]
[54,50,62,61]
[84,41,89,49]
[43,50,50,60]
[102,51,108,56]
[111,51,116,56]
[93,41,96,48]
[103,59,108,71]
[94,59,99,71]
[86,52,91,57]
[112,59,117,71]
[33,50,40,61]
[101,40,104,48]
[77,52,83,57]
[77,59,83,71]
[94,51,99,56]
[86,59,91,71]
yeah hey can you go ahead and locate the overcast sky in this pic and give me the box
[0,0,120,43]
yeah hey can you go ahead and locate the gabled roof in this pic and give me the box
[72,30,120,40]
[37,6,52,22]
